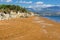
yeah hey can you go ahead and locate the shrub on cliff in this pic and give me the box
[0,4,28,13]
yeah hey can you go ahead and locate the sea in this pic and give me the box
[43,16,60,23]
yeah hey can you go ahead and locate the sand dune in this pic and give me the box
[0,16,60,40]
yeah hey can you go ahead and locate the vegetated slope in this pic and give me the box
[0,16,60,40]
[0,4,28,13]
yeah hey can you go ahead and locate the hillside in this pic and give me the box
[0,4,28,13]
[0,16,60,40]
[0,5,35,20]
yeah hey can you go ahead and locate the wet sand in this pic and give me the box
[0,16,60,40]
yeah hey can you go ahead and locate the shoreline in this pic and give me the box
[43,17,60,23]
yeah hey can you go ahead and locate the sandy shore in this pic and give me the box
[0,16,60,40]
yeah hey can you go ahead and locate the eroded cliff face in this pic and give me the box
[0,16,60,40]
[0,11,35,20]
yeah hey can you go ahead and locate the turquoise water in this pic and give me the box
[44,16,60,23]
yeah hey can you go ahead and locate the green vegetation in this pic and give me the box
[0,4,28,13]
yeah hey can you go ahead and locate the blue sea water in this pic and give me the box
[44,16,60,23]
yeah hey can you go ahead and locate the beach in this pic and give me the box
[0,16,60,40]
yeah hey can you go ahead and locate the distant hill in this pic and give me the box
[26,6,60,16]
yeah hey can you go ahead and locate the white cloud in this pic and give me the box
[19,1,32,4]
[0,0,12,2]
[42,4,55,7]
[35,1,43,5]
[28,4,55,8]
[28,1,60,8]
[28,1,60,11]
[6,0,12,2]
[34,1,55,8]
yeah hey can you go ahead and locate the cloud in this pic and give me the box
[35,1,55,8]
[28,1,60,11]
[28,1,60,8]
[35,1,44,5]
[15,0,32,4]
[6,0,12,2]
[28,4,55,8]
[0,0,12,2]
[28,1,44,8]
[39,4,54,8]
[16,1,32,4]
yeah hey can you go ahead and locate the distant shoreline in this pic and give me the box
[43,16,60,23]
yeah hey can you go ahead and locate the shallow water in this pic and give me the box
[43,16,60,23]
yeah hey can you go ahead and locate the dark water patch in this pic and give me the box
[43,16,60,23]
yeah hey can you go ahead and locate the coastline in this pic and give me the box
[43,16,60,23]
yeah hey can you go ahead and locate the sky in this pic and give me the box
[0,0,60,8]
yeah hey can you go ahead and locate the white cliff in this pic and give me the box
[0,11,35,20]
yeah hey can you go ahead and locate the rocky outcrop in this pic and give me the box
[0,11,35,20]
